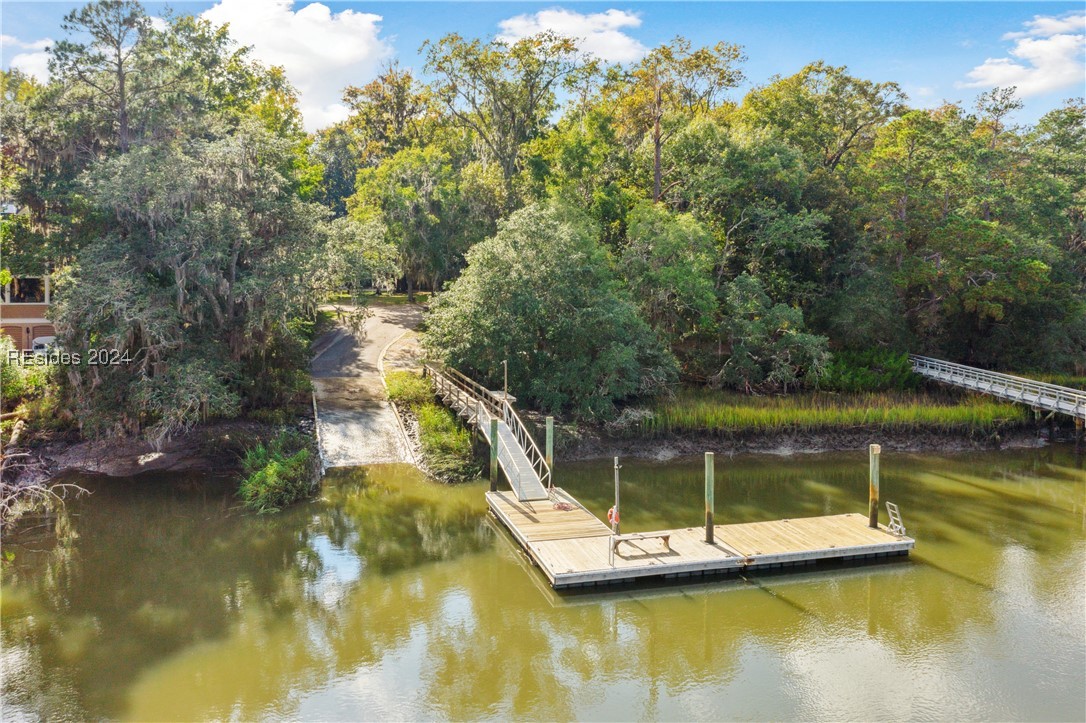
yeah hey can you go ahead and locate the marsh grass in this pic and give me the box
[415,403,480,482]
[1010,371,1086,390]
[636,388,1030,437]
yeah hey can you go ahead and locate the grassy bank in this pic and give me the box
[328,291,430,306]
[631,389,1030,438]
[386,371,480,482]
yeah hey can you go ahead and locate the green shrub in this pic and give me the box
[715,274,830,392]
[820,350,921,393]
[386,371,434,408]
[238,431,318,513]
[1,337,54,413]
[416,403,480,482]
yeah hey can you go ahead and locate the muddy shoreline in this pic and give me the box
[9,420,280,483]
[554,425,1050,462]
[10,420,1058,485]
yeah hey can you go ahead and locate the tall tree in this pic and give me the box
[423,32,593,187]
[50,0,167,152]
[1026,99,1086,274]
[738,61,906,174]
[610,37,745,201]
[341,61,435,166]
[518,108,636,246]
[620,202,716,350]
[350,146,467,299]
[424,201,676,418]
[55,121,329,440]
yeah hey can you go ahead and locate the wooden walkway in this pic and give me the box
[488,489,914,588]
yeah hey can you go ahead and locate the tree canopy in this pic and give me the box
[3,0,1083,435]
[424,202,676,418]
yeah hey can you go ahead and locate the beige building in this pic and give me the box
[1,276,55,350]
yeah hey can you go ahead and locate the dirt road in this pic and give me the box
[310,304,422,468]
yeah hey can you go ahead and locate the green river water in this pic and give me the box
[1,447,1083,721]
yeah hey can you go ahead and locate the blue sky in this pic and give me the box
[3,1,1083,130]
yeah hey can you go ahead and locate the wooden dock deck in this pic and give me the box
[487,488,914,588]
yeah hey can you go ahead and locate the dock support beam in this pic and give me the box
[868,444,881,529]
[545,416,554,471]
[1076,417,1084,454]
[490,418,499,492]
[705,452,715,544]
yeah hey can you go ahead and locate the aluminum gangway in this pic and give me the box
[423,363,551,501]
[909,355,1086,420]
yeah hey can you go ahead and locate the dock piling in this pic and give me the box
[705,452,715,544]
[545,416,554,471]
[868,444,881,528]
[490,418,499,492]
[612,457,621,536]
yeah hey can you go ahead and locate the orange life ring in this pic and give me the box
[607,506,619,525]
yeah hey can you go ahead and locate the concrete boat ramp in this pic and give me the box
[311,304,420,468]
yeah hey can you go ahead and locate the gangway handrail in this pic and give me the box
[423,362,553,490]
[909,354,1086,419]
[501,399,552,490]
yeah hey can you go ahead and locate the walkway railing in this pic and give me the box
[909,355,1086,420]
[426,362,500,424]
[423,362,552,491]
[501,400,552,490]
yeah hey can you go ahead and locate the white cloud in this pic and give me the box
[9,51,50,81]
[202,0,392,131]
[3,35,53,80]
[2,35,51,52]
[497,8,646,63]
[1003,12,1085,40]
[960,12,1085,97]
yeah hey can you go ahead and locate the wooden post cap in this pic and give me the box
[870,444,881,454]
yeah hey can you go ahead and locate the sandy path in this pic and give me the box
[310,304,422,468]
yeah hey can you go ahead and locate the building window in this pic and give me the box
[4,277,49,303]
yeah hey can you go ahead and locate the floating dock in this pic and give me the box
[425,364,914,589]
[487,488,914,589]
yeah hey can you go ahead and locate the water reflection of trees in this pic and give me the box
[319,470,492,574]
[1,465,494,718]
[3,452,1083,720]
